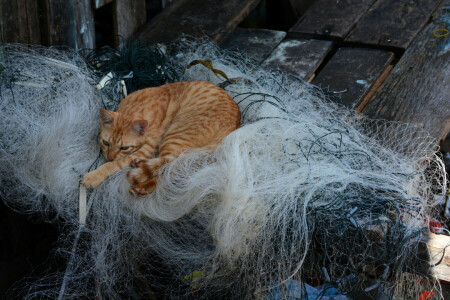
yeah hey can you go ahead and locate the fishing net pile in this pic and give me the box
[0,40,447,299]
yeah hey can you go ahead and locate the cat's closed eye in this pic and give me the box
[103,140,110,146]
[120,146,130,150]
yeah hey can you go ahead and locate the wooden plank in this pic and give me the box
[289,0,376,40]
[40,0,95,50]
[135,0,262,44]
[44,0,77,47]
[288,0,316,19]
[94,0,113,9]
[0,0,41,44]
[433,0,450,20]
[357,64,393,112]
[0,0,20,43]
[346,0,442,49]
[220,28,286,64]
[428,233,450,282]
[75,0,95,50]
[261,39,333,82]
[23,0,41,44]
[113,0,147,47]
[361,5,450,144]
[312,48,393,109]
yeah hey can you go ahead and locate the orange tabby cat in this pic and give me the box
[82,80,240,195]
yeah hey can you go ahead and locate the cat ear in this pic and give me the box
[131,120,148,136]
[100,108,116,126]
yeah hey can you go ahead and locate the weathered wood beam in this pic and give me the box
[220,28,286,64]
[0,0,41,44]
[76,0,96,50]
[287,0,316,19]
[361,3,450,144]
[346,0,442,50]
[113,0,147,47]
[261,38,333,82]
[312,48,393,109]
[289,0,376,41]
[40,0,95,50]
[135,0,262,44]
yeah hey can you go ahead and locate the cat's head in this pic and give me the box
[99,108,148,161]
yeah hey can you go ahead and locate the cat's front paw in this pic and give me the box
[82,171,105,188]
[131,157,147,168]
[127,157,162,185]
[129,178,157,196]
[126,167,149,185]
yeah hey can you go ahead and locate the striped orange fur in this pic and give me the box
[82,81,240,195]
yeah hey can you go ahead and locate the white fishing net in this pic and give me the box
[0,40,446,299]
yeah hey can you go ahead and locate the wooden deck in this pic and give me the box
[133,0,450,283]
[134,0,449,148]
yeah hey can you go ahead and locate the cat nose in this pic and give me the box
[107,153,115,161]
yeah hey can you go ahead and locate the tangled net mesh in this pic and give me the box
[0,39,447,299]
